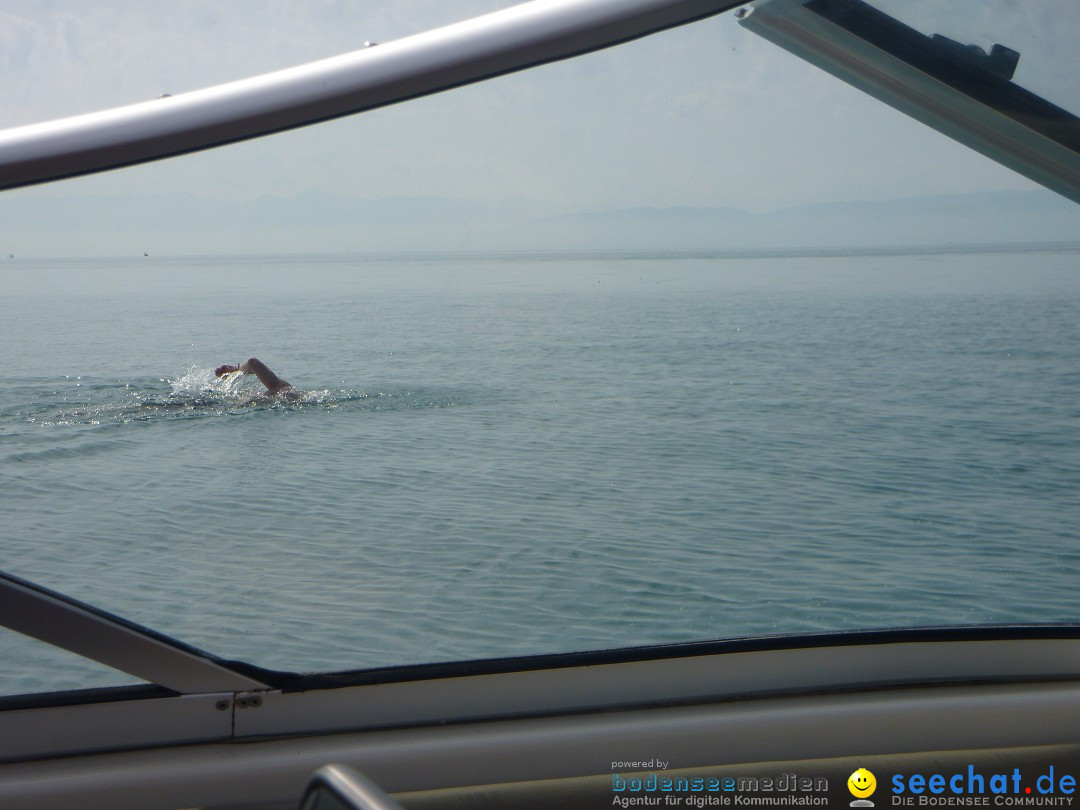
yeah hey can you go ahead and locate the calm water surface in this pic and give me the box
[1,247,1078,693]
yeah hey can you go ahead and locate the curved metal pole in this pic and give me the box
[0,0,742,191]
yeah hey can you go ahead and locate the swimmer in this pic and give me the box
[214,357,299,397]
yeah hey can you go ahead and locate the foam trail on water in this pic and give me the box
[16,368,457,435]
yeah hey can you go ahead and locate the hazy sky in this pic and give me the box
[4,0,1068,216]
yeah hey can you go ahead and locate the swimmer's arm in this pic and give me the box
[216,358,290,391]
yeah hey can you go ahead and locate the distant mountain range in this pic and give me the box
[1,189,1077,257]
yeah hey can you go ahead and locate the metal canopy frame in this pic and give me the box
[738,0,1080,204]
[0,0,743,191]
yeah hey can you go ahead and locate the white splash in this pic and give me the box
[167,366,260,402]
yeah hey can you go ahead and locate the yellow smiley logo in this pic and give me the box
[848,768,877,799]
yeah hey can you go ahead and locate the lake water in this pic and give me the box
[1,246,1078,694]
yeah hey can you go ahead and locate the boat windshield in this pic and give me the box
[871,0,1080,117]
[1,0,1078,697]
[739,0,1080,202]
